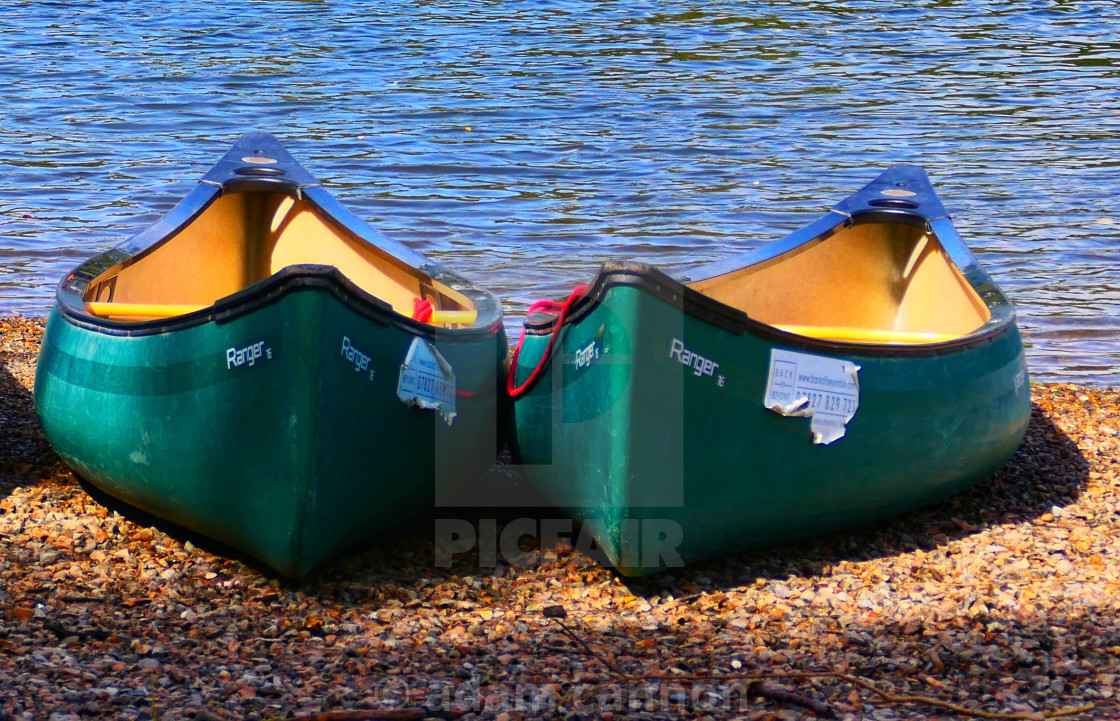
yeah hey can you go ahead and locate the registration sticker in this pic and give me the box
[763,348,860,445]
[397,338,457,425]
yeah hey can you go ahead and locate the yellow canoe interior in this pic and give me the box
[688,221,991,345]
[82,191,477,326]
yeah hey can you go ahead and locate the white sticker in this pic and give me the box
[763,348,860,445]
[397,337,457,425]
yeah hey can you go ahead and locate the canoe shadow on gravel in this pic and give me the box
[75,454,549,585]
[626,401,1089,595]
[308,400,1087,593]
[3,347,1088,591]
[303,401,1087,590]
[0,352,65,495]
[1,345,271,575]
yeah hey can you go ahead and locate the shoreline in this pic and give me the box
[2,315,1118,720]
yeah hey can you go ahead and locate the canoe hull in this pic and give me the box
[36,286,506,576]
[511,279,1031,575]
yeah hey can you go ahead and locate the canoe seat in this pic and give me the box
[85,300,478,325]
[773,325,960,344]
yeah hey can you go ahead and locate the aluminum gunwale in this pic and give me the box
[53,132,503,342]
[522,164,1017,360]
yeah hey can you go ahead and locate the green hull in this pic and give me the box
[36,289,505,576]
[511,166,1031,576]
[512,282,1029,575]
[33,133,507,576]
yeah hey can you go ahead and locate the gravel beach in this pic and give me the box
[1,315,1117,720]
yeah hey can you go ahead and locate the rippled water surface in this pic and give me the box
[1,1,1118,384]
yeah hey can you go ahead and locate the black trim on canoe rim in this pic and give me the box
[523,164,1018,359]
[54,132,504,342]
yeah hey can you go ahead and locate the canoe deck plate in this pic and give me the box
[763,348,860,445]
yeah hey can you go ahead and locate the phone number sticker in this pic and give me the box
[764,348,860,445]
[397,337,457,425]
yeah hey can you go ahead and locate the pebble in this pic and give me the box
[1,318,1118,719]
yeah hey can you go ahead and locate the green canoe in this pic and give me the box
[509,165,1030,576]
[35,132,507,577]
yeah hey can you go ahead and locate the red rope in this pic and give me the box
[506,284,589,399]
[412,297,433,323]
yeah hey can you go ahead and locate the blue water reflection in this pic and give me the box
[1,1,1117,383]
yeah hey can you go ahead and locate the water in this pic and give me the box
[1,1,1118,384]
